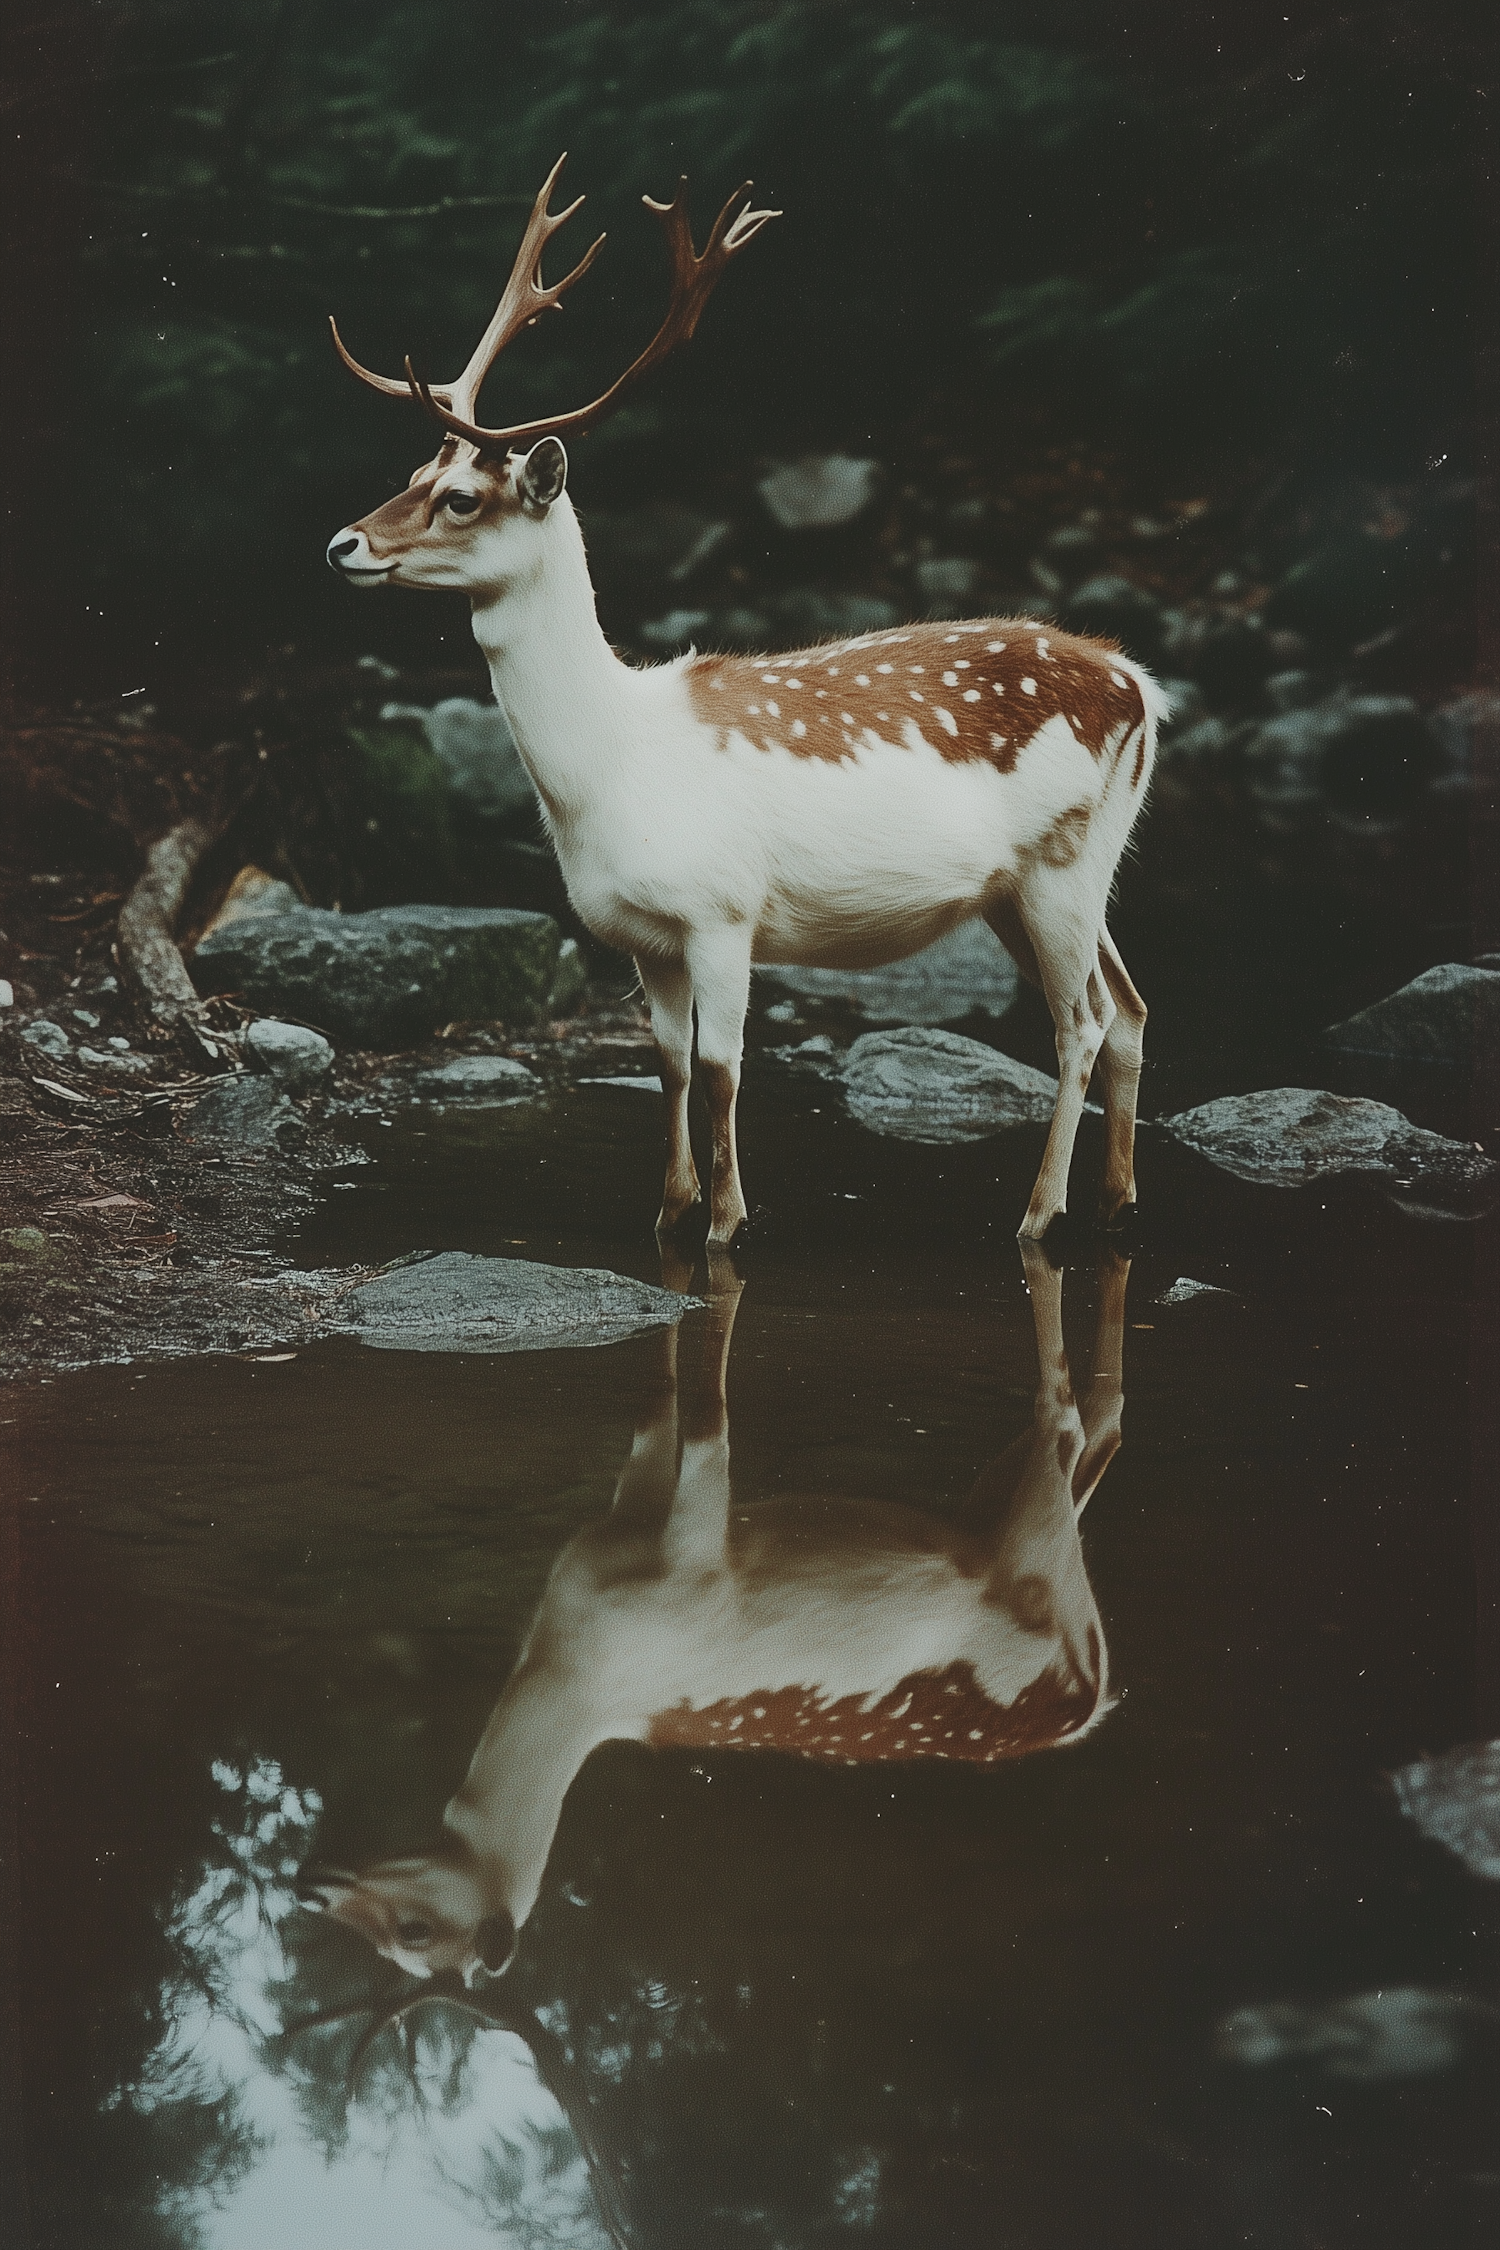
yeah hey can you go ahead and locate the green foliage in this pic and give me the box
[60,0,1475,651]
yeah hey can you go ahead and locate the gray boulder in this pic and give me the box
[343,1251,696,1354]
[1327,963,1500,1072]
[186,1074,300,1147]
[842,1027,1065,1145]
[19,1019,71,1059]
[757,455,879,531]
[244,1018,334,1093]
[193,901,568,1048]
[378,697,534,823]
[417,1055,541,1102]
[1163,1086,1496,1196]
[757,921,1019,1028]
[1391,1739,1500,1881]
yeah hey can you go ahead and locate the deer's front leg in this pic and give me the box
[638,954,701,1236]
[685,922,753,1246]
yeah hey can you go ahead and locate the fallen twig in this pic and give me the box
[117,817,226,1059]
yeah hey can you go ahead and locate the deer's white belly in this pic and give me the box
[556,705,1100,965]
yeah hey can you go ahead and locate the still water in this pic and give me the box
[7,1075,1495,2248]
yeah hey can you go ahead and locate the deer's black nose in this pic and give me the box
[327,535,359,564]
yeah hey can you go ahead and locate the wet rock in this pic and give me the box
[1391,1739,1500,1880]
[378,697,533,823]
[343,1251,696,1354]
[757,455,879,531]
[1060,575,1164,663]
[1327,964,1500,1074]
[193,901,568,1047]
[185,1074,300,1147]
[767,1034,839,1076]
[1162,1086,1496,1198]
[842,1028,1066,1144]
[1216,1990,1482,2081]
[244,1019,334,1094]
[757,922,1019,1028]
[19,1019,71,1059]
[1154,1277,1238,1306]
[0,980,13,1008]
[417,1055,541,1103]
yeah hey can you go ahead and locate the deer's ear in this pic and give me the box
[517,437,568,514]
[474,1911,517,1974]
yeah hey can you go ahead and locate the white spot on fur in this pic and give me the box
[909,665,924,674]
[1110,670,1127,687]
[791,718,806,738]
[766,701,780,717]
[909,689,924,702]
[991,733,1007,749]
[936,707,959,736]
[991,681,1005,695]
[942,670,959,686]
[710,676,725,691]
[986,640,1006,654]
[855,673,871,686]
[963,688,980,702]
[1036,638,1050,658]
[876,663,894,674]
[1021,678,1037,695]
[748,703,761,715]
[786,678,802,689]
[841,711,854,725]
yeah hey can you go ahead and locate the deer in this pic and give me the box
[295,1245,1131,1992]
[325,157,1166,1243]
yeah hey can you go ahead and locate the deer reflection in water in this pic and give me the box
[297,1245,1131,1992]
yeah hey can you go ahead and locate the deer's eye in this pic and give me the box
[396,1918,433,1945]
[444,490,482,516]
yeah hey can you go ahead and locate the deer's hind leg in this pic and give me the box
[1009,875,1116,1240]
[1094,929,1147,1225]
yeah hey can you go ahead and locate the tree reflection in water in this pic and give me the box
[119,1753,613,2247]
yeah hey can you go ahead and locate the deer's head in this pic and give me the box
[295,1842,516,1986]
[325,155,778,601]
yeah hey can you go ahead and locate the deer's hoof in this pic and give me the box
[656,1199,704,1242]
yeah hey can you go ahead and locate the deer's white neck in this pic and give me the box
[470,500,631,829]
[442,1656,608,1927]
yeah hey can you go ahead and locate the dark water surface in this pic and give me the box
[7,1079,1496,2249]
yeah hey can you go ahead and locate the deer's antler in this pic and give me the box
[329,152,606,424]
[333,159,779,454]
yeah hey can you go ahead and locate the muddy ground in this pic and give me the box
[0,855,666,1380]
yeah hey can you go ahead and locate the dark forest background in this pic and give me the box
[0,0,1486,698]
